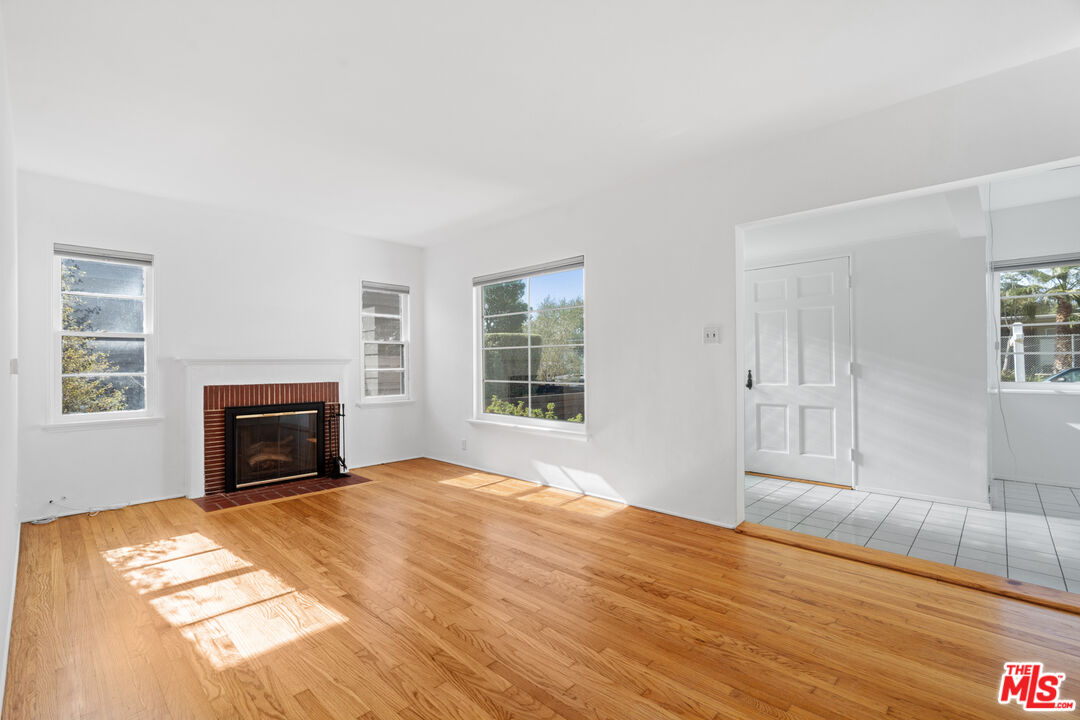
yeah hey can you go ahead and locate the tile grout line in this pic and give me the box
[755,481,819,524]
[950,506,969,566]
[822,490,881,544]
[898,501,933,558]
[791,486,843,533]
[1035,483,1069,586]
[858,495,901,549]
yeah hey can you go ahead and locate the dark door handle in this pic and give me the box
[746,370,753,390]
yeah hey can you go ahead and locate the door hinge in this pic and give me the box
[849,448,857,462]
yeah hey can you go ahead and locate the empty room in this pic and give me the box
[1,2,1080,718]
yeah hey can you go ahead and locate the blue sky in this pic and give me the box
[530,268,583,308]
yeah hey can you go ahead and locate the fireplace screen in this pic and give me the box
[224,402,324,491]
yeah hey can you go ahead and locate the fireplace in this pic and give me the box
[224,402,326,492]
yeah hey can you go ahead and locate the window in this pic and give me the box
[56,245,152,416]
[475,257,584,425]
[361,282,409,400]
[997,259,1080,383]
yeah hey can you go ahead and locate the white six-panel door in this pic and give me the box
[744,257,853,486]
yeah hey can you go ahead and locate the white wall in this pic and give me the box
[16,172,426,521]
[424,48,1080,527]
[0,5,19,705]
[990,195,1080,487]
[853,234,989,503]
[745,229,990,506]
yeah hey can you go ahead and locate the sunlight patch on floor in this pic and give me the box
[474,478,542,496]
[102,532,220,572]
[120,548,252,595]
[433,468,628,518]
[518,487,581,506]
[561,495,626,517]
[103,533,346,669]
[438,472,504,490]
[179,591,347,670]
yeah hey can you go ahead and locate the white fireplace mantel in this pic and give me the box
[181,357,353,498]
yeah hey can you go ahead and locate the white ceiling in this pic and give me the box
[743,191,969,264]
[987,163,1080,210]
[3,1,1080,244]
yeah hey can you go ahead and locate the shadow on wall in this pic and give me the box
[530,460,625,503]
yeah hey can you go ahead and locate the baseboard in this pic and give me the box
[422,455,739,530]
[0,519,21,712]
[20,493,188,523]
[992,473,1080,490]
[853,484,991,510]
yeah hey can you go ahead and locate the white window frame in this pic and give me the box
[993,255,1080,393]
[472,258,586,432]
[360,282,410,404]
[52,246,155,423]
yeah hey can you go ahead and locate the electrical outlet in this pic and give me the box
[461,439,467,451]
[703,326,721,344]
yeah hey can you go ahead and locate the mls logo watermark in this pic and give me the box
[999,663,1076,712]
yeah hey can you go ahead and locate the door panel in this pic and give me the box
[745,257,853,486]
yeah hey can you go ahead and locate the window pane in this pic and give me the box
[484,348,532,382]
[364,343,404,369]
[62,337,145,374]
[1000,296,1076,322]
[483,279,527,317]
[482,381,529,416]
[533,346,584,383]
[62,375,145,414]
[362,315,401,342]
[530,307,583,346]
[530,268,583,310]
[364,370,404,396]
[483,313,531,347]
[61,258,144,296]
[362,290,400,315]
[62,295,144,333]
[530,383,585,423]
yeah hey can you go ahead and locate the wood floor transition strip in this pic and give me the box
[745,471,851,489]
[736,520,1080,615]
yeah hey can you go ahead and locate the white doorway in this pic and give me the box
[744,257,854,487]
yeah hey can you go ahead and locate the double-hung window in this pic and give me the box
[56,244,152,417]
[361,281,409,400]
[996,257,1080,384]
[475,256,585,425]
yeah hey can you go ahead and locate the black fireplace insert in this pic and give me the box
[224,402,325,492]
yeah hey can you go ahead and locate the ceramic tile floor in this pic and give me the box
[744,475,1080,593]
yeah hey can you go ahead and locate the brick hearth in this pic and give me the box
[203,381,340,495]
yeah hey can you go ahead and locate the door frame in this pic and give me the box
[742,254,858,489]
[731,155,1080,525]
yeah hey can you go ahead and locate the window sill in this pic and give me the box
[466,417,589,441]
[993,386,1080,396]
[355,399,415,408]
[43,415,165,432]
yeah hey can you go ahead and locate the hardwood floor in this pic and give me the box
[4,458,1079,719]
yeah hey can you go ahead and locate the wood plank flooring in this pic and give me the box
[4,457,1080,719]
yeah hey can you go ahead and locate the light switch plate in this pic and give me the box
[703,326,721,344]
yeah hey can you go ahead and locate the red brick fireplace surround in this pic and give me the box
[203,382,340,495]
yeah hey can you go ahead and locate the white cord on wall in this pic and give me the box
[985,182,1018,474]
[29,498,131,524]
